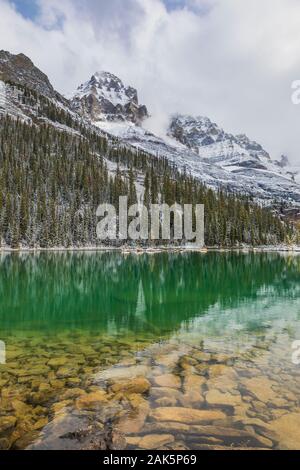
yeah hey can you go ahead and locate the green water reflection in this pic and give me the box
[0,251,299,335]
[0,252,300,450]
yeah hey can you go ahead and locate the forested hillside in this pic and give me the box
[0,115,294,248]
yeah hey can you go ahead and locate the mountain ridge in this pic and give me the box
[0,50,298,249]
[69,71,300,207]
[0,50,299,210]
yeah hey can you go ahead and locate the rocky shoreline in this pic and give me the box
[0,245,299,254]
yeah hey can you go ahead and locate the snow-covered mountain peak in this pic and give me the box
[77,71,136,104]
[169,114,270,159]
[71,71,148,124]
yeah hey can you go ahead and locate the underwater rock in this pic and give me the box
[205,390,242,408]
[208,364,237,379]
[150,387,182,401]
[271,412,300,450]
[183,374,205,392]
[153,374,181,389]
[193,352,212,363]
[97,365,149,381]
[13,431,40,450]
[66,378,81,387]
[0,437,11,450]
[243,427,274,448]
[49,379,66,390]
[0,416,16,434]
[116,396,150,434]
[242,377,277,403]
[179,391,205,408]
[56,367,79,379]
[48,357,69,368]
[61,388,86,400]
[154,351,183,368]
[142,421,189,434]
[32,418,48,430]
[109,377,150,395]
[127,434,175,449]
[51,400,72,414]
[11,399,33,416]
[75,390,108,410]
[151,407,226,424]
[155,397,178,407]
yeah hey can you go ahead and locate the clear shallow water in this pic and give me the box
[0,252,300,450]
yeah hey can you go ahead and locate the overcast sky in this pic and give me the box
[1,0,300,164]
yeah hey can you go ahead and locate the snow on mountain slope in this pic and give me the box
[168,115,292,177]
[96,120,300,205]
[0,50,87,137]
[290,167,300,184]
[1,50,299,207]
[0,50,67,105]
[70,70,300,205]
[0,79,32,123]
[70,71,148,124]
[0,77,84,138]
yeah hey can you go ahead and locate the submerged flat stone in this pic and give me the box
[271,412,300,450]
[208,365,235,378]
[242,377,277,403]
[116,398,150,434]
[153,374,181,389]
[128,434,175,449]
[96,365,149,381]
[151,407,226,424]
[179,391,205,407]
[150,387,182,400]
[143,422,190,434]
[205,390,242,407]
[183,374,206,392]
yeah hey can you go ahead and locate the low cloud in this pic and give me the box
[1,0,300,164]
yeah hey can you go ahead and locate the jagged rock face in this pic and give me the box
[169,115,227,151]
[168,115,272,171]
[0,50,65,103]
[71,71,148,124]
[167,115,300,187]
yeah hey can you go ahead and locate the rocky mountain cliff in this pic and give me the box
[71,71,148,124]
[169,115,271,168]
[167,114,297,178]
[0,50,67,104]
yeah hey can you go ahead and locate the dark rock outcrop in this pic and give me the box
[0,50,67,104]
[71,71,148,124]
